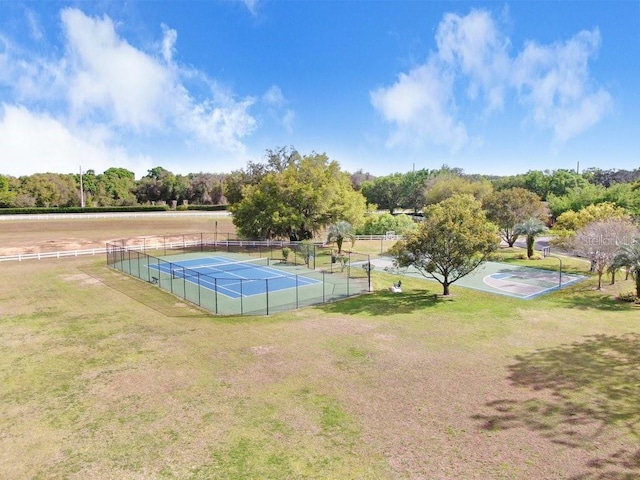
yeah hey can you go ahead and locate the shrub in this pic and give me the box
[357,212,416,235]
[617,291,638,303]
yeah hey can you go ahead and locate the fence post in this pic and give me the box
[347,252,351,297]
[214,278,218,314]
[197,272,201,306]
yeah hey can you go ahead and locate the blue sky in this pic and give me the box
[0,1,638,178]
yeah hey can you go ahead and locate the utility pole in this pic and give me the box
[79,165,85,208]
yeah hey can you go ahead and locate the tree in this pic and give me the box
[424,173,493,205]
[547,169,587,198]
[391,194,499,296]
[358,212,416,235]
[0,174,17,207]
[553,202,630,232]
[583,167,640,187]
[349,169,375,191]
[400,169,432,213]
[514,217,548,259]
[546,183,607,218]
[571,219,638,289]
[360,173,404,214]
[483,188,544,247]
[18,173,77,207]
[136,167,178,204]
[78,170,98,206]
[95,168,137,205]
[223,162,269,205]
[326,221,355,254]
[522,170,550,199]
[230,152,366,241]
[223,147,299,205]
[186,172,225,204]
[603,183,640,216]
[612,237,640,298]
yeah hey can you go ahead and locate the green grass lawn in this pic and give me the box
[1,238,639,479]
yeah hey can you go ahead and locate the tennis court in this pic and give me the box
[107,241,371,315]
[148,256,319,299]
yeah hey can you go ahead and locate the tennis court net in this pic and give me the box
[171,257,270,279]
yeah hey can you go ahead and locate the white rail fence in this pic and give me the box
[0,235,403,263]
[0,211,230,221]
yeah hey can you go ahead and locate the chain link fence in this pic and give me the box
[106,234,372,315]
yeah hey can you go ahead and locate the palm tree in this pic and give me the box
[514,217,548,259]
[612,237,640,298]
[326,220,355,254]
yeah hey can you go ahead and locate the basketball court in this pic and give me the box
[372,258,587,299]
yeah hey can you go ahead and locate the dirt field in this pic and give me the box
[0,214,235,255]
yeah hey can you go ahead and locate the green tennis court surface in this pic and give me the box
[109,249,370,315]
[373,259,587,299]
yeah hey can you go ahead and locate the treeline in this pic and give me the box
[1,149,639,221]
[0,167,226,208]
[357,166,640,219]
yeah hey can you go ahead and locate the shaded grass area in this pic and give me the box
[491,246,590,275]
[473,333,640,479]
[1,252,639,479]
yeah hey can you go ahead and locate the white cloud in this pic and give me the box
[436,9,510,111]
[282,109,295,134]
[243,0,259,16]
[263,85,285,107]
[372,10,611,151]
[60,8,257,146]
[61,8,175,130]
[25,9,43,41]
[370,59,468,150]
[0,8,260,176]
[176,94,257,152]
[512,29,612,142]
[161,24,177,64]
[0,34,63,102]
[0,104,151,177]
[262,85,295,134]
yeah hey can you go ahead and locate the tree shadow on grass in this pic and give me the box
[549,290,636,312]
[319,289,443,316]
[472,334,640,479]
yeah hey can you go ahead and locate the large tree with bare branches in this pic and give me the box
[571,219,638,289]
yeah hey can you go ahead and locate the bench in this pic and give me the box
[150,276,159,284]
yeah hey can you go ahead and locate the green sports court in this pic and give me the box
[372,258,587,299]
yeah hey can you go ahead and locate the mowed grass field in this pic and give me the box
[1,215,639,479]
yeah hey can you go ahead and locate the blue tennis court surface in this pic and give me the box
[147,256,319,299]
